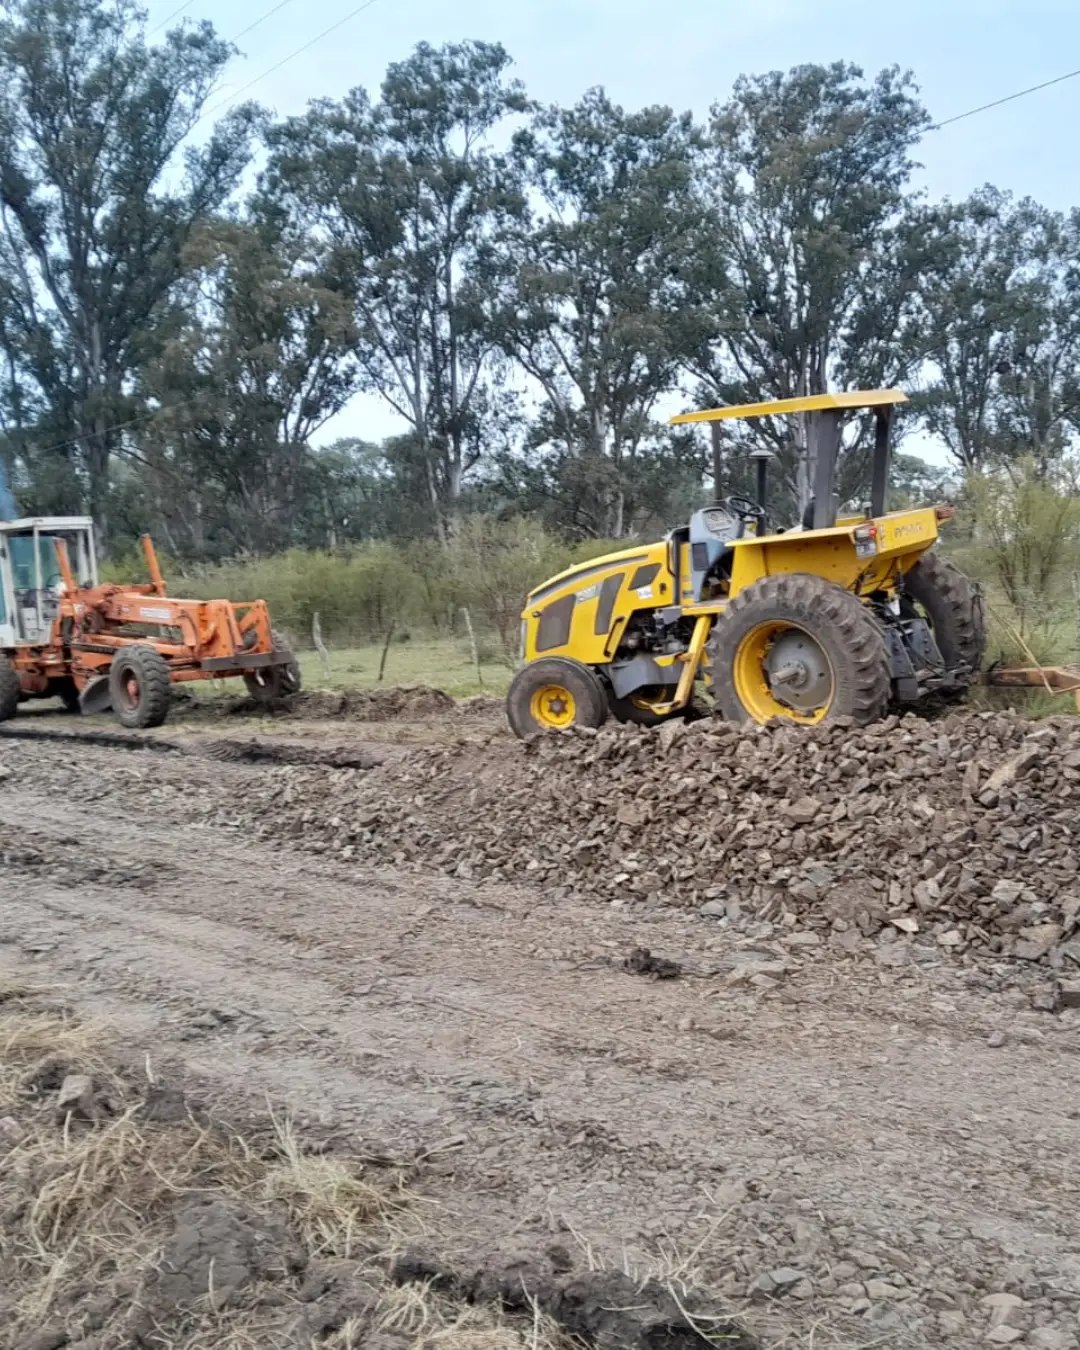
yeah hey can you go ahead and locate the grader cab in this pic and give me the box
[507,389,990,736]
[0,518,300,728]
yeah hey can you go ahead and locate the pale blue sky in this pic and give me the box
[150,0,1079,459]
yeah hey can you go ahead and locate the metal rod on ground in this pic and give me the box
[377,620,396,683]
[989,602,1053,694]
[311,611,331,681]
[1072,572,1080,661]
[461,606,484,688]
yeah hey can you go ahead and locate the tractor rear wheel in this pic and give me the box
[0,656,19,722]
[109,645,172,729]
[244,629,302,703]
[903,552,986,678]
[709,573,891,727]
[507,657,608,737]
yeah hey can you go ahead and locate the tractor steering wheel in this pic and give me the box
[724,494,766,523]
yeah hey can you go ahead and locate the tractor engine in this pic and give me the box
[615,609,691,660]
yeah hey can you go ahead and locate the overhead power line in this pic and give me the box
[932,65,1080,130]
[150,0,298,45]
[229,0,299,46]
[201,0,381,121]
[148,0,195,36]
[16,397,213,463]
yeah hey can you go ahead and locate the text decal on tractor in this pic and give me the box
[506,389,988,736]
[0,519,300,729]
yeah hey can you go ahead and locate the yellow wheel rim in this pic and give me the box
[630,687,666,713]
[732,621,834,724]
[529,683,577,728]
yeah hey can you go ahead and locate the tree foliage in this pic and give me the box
[485,90,705,537]
[261,40,528,538]
[0,0,255,537]
[682,63,930,514]
[0,10,1077,571]
[132,219,362,555]
[914,189,1080,473]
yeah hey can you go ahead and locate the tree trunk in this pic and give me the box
[86,429,111,553]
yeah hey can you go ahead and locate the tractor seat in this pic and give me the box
[688,505,742,600]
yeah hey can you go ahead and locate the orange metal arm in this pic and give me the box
[53,538,77,595]
[141,533,166,596]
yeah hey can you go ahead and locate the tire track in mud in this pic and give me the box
[6,740,1080,1348]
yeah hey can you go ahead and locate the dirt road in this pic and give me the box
[3,715,1080,1349]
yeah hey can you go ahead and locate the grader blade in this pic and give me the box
[78,676,112,715]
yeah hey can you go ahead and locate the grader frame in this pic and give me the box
[0,518,299,727]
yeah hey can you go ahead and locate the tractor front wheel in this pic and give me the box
[109,645,172,729]
[244,630,302,704]
[507,657,609,737]
[0,656,19,722]
[709,573,891,727]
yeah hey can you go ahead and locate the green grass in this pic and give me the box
[295,636,514,698]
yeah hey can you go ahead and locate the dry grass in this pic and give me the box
[373,1280,573,1350]
[0,994,393,1346]
[2,1087,255,1339]
[0,992,579,1350]
[264,1109,405,1259]
[0,997,120,1106]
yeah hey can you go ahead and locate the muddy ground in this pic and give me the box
[3,692,1080,1350]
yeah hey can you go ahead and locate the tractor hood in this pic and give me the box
[525,545,656,607]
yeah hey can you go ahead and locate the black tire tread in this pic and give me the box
[245,628,302,702]
[54,677,82,714]
[709,573,891,726]
[608,686,682,727]
[507,657,609,738]
[904,552,986,675]
[0,655,19,721]
[110,644,172,729]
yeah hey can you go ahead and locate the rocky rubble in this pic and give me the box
[240,709,1080,963]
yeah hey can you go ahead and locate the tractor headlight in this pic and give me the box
[853,523,878,558]
[519,621,526,660]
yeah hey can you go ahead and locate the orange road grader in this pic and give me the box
[0,516,300,728]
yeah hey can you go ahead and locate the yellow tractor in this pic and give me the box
[507,389,987,736]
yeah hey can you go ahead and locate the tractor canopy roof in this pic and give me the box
[669,388,907,426]
[0,516,95,534]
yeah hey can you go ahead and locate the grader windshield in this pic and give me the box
[0,517,97,646]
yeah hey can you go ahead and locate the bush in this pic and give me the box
[447,517,576,654]
[962,458,1080,652]
[97,518,648,653]
[169,546,426,647]
[967,461,1080,612]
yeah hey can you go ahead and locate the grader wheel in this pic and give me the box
[244,630,302,703]
[0,656,19,722]
[109,644,172,729]
[709,573,891,727]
